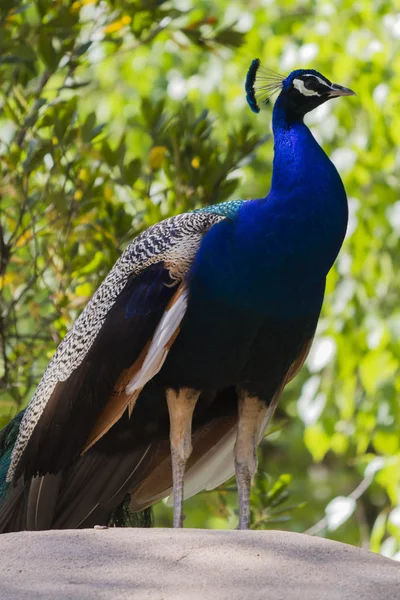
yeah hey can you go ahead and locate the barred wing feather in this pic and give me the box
[8,206,241,483]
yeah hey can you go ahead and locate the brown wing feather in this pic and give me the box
[83,284,187,454]
[285,337,314,383]
[83,343,150,453]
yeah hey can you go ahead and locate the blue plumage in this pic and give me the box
[183,66,350,321]
[0,61,355,533]
[159,64,354,526]
[160,81,349,388]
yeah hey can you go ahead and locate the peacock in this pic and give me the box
[0,60,355,532]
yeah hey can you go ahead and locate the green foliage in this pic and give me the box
[0,0,399,559]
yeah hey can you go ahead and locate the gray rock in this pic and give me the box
[0,528,399,599]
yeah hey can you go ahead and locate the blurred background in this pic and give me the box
[0,0,399,555]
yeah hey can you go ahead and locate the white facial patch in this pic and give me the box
[292,78,320,97]
[303,74,330,86]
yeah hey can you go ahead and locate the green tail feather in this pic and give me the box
[108,495,153,528]
[0,410,153,528]
[0,411,24,504]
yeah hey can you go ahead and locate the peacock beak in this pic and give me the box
[328,84,356,97]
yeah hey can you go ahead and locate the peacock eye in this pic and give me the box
[303,79,315,90]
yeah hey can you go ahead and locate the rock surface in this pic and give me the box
[0,528,399,599]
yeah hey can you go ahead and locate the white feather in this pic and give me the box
[166,427,236,505]
[293,78,320,97]
[126,287,188,393]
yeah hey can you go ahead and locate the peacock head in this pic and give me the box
[246,59,355,120]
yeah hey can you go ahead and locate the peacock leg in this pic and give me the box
[166,387,200,528]
[234,391,268,530]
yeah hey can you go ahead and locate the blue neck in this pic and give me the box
[264,98,348,285]
[191,97,348,319]
[271,96,332,196]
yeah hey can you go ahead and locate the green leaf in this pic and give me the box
[102,140,117,166]
[116,135,126,166]
[370,512,388,553]
[213,28,245,48]
[304,425,331,462]
[373,431,399,455]
[38,31,58,70]
[75,282,92,297]
[82,112,96,143]
[22,141,51,172]
[359,351,398,395]
[123,158,142,186]
[74,41,92,57]
[74,252,104,276]
[11,45,36,62]
[55,97,78,139]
